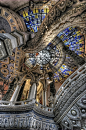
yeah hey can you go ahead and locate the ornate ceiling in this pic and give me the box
[0,0,86,100]
[0,1,85,130]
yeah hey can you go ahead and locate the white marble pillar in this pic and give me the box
[29,83,37,100]
[10,84,21,102]
[42,90,44,105]
[44,90,47,106]
[42,89,47,106]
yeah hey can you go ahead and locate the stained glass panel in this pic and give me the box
[18,7,49,32]
[54,54,77,82]
[57,27,85,57]
[58,64,73,78]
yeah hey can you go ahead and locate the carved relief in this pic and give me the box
[60,91,86,130]
[0,6,26,33]
[0,112,57,129]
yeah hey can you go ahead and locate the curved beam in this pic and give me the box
[63,45,85,65]
[24,0,86,53]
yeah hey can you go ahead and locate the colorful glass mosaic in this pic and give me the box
[57,27,85,57]
[53,53,77,82]
[58,64,73,77]
[18,7,49,32]
[54,72,62,82]
[54,64,73,82]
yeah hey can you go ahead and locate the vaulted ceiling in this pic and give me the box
[0,0,86,100]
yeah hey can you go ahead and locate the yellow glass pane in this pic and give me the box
[73,34,76,37]
[35,15,38,19]
[60,35,63,39]
[26,12,28,16]
[64,40,67,43]
[33,9,35,14]
[44,9,47,13]
[76,42,78,44]
[26,18,29,21]
[23,12,25,17]
[36,9,38,13]
[80,48,83,51]
[69,27,72,30]
[76,31,80,34]
[79,40,83,43]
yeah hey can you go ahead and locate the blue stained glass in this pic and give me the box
[20,14,23,18]
[28,11,30,15]
[38,9,40,13]
[30,10,32,14]
[33,26,38,32]
[41,9,44,13]
[42,14,46,20]
[57,27,85,57]
[27,24,30,27]
[54,62,58,66]
[18,7,49,32]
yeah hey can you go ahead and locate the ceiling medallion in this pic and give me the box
[25,42,64,71]
[36,50,51,65]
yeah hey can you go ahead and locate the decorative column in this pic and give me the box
[84,32,86,62]
[10,84,21,102]
[41,78,47,106]
[42,89,47,106]
[29,83,37,100]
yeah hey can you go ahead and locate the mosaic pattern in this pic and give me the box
[53,27,85,82]
[59,64,73,77]
[57,27,85,57]
[54,64,73,82]
[54,54,76,82]
[0,49,15,83]
[18,7,49,32]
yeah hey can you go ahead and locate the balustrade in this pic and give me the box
[0,99,53,113]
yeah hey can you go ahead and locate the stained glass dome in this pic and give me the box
[54,54,77,82]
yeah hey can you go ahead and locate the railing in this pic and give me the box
[35,101,53,112]
[54,63,86,105]
[0,98,53,113]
